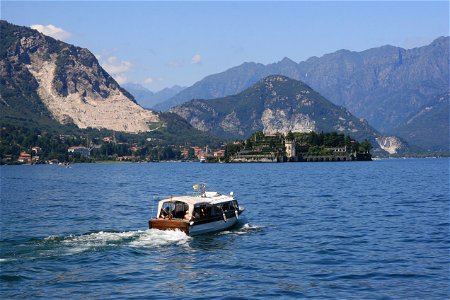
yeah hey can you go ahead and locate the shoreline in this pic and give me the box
[1,156,449,166]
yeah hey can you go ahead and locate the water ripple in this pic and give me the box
[0,159,449,299]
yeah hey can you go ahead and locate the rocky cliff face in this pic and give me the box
[171,75,403,152]
[375,136,408,154]
[0,21,159,133]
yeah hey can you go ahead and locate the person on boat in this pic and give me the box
[166,207,173,220]
[192,208,200,220]
[159,208,167,219]
[201,184,206,197]
[184,210,190,220]
[160,207,173,220]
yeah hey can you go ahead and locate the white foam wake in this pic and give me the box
[130,229,190,247]
[43,229,190,255]
[219,223,264,235]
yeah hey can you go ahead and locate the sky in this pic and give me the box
[1,1,448,92]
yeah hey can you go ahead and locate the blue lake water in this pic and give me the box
[1,159,449,299]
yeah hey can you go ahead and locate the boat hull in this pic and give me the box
[148,215,240,236]
[148,219,190,234]
[189,216,238,236]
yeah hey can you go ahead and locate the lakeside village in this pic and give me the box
[0,125,372,165]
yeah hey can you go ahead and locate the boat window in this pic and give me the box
[173,202,189,219]
[161,201,188,219]
[193,204,212,220]
[212,204,223,217]
[231,200,238,210]
[222,202,230,212]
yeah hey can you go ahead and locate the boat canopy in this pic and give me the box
[156,192,235,219]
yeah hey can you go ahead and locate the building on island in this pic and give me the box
[285,139,296,160]
[68,146,91,157]
[227,131,368,163]
[17,152,32,164]
[31,146,42,154]
[214,150,225,157]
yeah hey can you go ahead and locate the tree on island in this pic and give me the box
[360,139,373,154]
[286,131,295,141]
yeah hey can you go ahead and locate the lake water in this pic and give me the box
[1,159,449,299]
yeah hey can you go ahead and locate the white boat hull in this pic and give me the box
[189,216,239,235]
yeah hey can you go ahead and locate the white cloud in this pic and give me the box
[31,24,72,41]
[143,77,154,84]
[100,56,132,75]
[96,54,132,85]
[191,54,202,64]
[113,74,128,85]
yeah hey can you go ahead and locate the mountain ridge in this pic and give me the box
[157,37,449,141]
[392,90,449,151]
[0,20,161,133]
[170,75,408,153]
[122,83,185,109]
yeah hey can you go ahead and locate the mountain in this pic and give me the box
[158,37,449,135]
[393,90,449,151]
[153,58,300,111]
[0,20,160,133]
[122,83,185,109]
[170,75,407,153]
[296,37,449,133]
[121,83,154,107]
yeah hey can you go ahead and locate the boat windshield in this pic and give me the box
[191,200,238,221]
[159,201,189,219]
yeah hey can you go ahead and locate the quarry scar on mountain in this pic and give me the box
[27,55,159,132]
[1,21,161,134]
[25,50,159,133]
[170,75,409,153]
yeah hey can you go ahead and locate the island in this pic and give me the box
[219,131,372,163]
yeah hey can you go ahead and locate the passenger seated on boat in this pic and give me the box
[184,210,190,220]
[192,209,200,220]
[159,208,167,219]
[160,207,173,220]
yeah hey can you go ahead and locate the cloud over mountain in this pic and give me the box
[191,54,202,64]
[97,55,132,84]
[30,24,72,41]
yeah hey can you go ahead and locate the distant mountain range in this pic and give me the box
[122,83,185,109]
[156,37,449,149]
[1,20,446,153]
[171,75,408,153]
[393,90,449,151]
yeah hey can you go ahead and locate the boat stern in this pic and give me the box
[149,219,190,235]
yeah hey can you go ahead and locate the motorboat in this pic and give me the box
[149,184,245,235]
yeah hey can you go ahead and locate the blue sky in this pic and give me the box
[1,1,448,91]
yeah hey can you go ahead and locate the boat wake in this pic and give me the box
[129,229,190,248]
[45,229,191,252]
[219,223,264,235]
[0,229,191,262]
[1,225,261,263]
